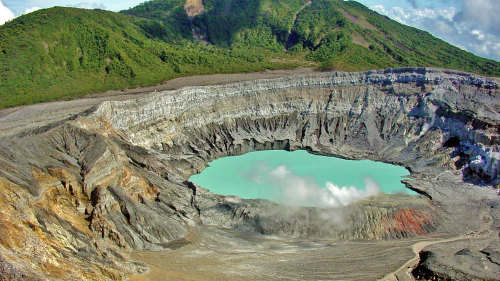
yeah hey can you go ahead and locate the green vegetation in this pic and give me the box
[0,8,171,108]
[0,6,299,108]
[122,0,192,41]
[0,0,499,109]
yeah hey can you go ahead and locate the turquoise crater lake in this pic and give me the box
[189,150,416,207]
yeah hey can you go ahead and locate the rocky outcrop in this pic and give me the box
[0,68,498,280]
[413,241,500,281]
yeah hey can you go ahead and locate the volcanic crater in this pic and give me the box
[0,68,498,281]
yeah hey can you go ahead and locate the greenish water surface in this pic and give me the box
[189,150,415,207]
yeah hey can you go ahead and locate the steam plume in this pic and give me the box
[243,164,380,208]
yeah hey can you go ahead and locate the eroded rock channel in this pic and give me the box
[0,68,498,280]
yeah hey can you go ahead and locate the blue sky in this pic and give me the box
[0,0,499,62]
[355,0,500,62]
[1,1,139,14]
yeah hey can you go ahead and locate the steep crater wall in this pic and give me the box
[86,67,499,185]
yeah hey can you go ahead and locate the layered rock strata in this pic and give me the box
[0,68,498,280]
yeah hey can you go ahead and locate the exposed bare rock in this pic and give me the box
[0,68,498,280]
[413,239,500,281]
[184,0,204,18]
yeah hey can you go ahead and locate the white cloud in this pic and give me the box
[72,2,106,10]
[0,0,15,25]
[455,0,500,35]
[371,5,387,15]
[324,178,380,207]
[243,164,380,208]
[370,2,500,62]
[24,7,41,14]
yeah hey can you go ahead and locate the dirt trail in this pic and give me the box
[379,211,494,281]
[379,236,467,281]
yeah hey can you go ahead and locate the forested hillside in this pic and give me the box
[0,0,498,108]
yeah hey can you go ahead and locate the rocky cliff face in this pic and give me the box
[0,68,498,280]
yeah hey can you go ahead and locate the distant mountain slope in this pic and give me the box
[126,0,500,73]
[0,0,499,109]
[0,7,295,108]
[0,8,170,108]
